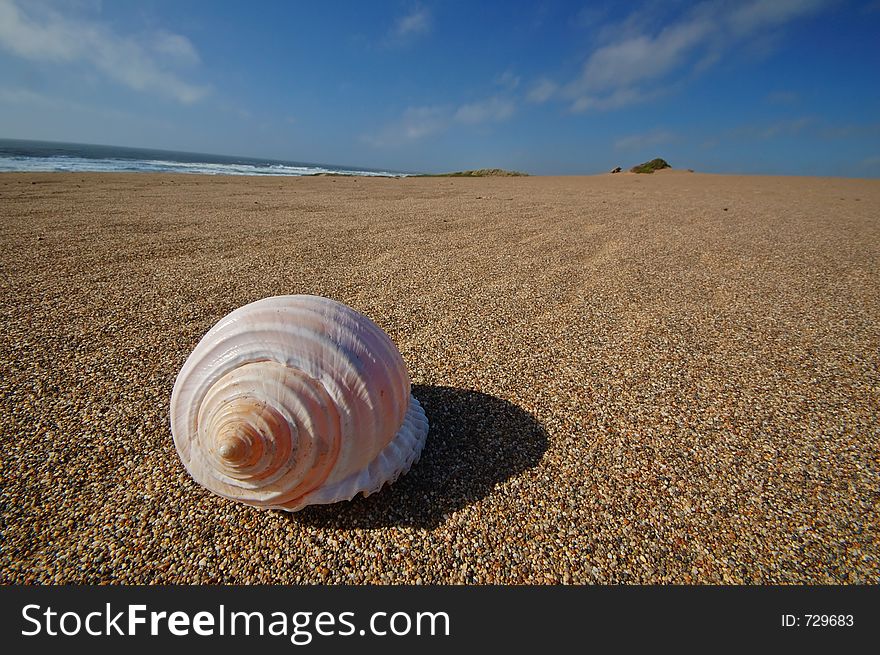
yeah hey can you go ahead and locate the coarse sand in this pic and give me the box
[1,171,878,584]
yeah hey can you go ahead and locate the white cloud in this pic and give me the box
[527,78,558,104]
[0,0,208,104]
[365,93,517,147]
[152,30,200,67]
[363,105,447,147]
[454,97,515,124]
[401,106,447,139]
[726,0,828,36]
[558,0,833,112]
[392,6,431,39]
[574,18,713,94]
[495,71,521,91]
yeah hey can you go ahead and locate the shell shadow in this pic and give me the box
[294,385,548,529]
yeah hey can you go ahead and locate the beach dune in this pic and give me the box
[1,171,878,584]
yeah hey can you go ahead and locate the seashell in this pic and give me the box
[169,295,428,511]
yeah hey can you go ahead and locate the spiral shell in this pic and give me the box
[169,295,428,511]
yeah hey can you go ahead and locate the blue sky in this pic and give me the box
[0,0,878,176]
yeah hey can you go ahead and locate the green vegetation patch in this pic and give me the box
[630,158,671,174]
[425,168,528,177]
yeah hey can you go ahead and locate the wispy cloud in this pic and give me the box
[388,5,432,43]
[495,71,521,91]
[766,90,799,104]
[726,0,828,35]
[570,87,656,112]
[526,78,558,104]
[362,105,448,147]
[454,97,515,124]
[738,116,814,139]
[702,117,877,148]
[365,93,516,147]
[0,83,176,133]
[614,129,676,151]
[572,18,713,96]
[0,0,208,104]
[0,86,50,105]
[819,121,880,140]
[555,0,833,112]
[152,30,201,67]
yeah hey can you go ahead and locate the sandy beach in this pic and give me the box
[1,170,878,584]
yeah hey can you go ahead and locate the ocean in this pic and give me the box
[0,138,411,177]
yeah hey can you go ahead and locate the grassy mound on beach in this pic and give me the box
[630,158,671,174]
[426,168,528,177]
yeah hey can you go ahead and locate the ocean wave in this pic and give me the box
[0,155,408,177]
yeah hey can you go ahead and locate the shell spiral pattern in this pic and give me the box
[170,295,429,511]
